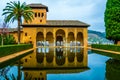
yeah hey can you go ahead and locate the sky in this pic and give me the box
[0,0,107,32]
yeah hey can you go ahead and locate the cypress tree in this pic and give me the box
[104,0,120,44]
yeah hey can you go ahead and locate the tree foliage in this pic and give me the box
[2,1,34,44]
[0,34,16,45]
[104,0,120,43]
[0,22,9,46]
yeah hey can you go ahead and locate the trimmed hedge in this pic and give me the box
[0,44,33,57]
[91,44,120,52]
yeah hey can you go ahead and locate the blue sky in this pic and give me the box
[0,0,107,32]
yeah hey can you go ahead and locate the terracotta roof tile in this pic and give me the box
[22,20,90,27]
[28,3,48,12]
[46,20,90,26]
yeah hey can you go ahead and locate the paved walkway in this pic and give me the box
[0,48,35,63]
[87,47,120,55]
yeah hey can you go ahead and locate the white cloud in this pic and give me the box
[0,0,107,32]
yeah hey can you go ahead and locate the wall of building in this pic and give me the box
[23,9,47,24]
[22,27,88,47]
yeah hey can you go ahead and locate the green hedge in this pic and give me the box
[91,44,120,52]
[0,44,33,57]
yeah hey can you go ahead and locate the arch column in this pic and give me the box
[44,38,46,46]
[75,28,77,46]
[44,28,46,47]
[83,28,88,47]
[53,29,56,47]
[65,29,68,47]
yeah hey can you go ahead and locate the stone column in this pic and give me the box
[53,29,56,47]
[65,29,68,47]
[44,28,46,47]
[44,38,46,47]
[83,28,88,47]
[75,28,77,46]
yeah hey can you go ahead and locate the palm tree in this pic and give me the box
[2,1,34,44]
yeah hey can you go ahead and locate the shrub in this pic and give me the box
[0,44,33,57]
[91,44,120,52]
[0,34,16,45]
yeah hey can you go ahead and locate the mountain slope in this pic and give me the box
[88,30,113,44]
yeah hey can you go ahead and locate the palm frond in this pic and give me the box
[3,1,34,24]
[2,11,13,16]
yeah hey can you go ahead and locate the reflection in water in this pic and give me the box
[2,48,120,80]
[35,48,87,67]
[37,47,49,53]
[68,48,75,63]
[56,48,65,65]
[106,59,120,80]
[77,48,84,62]
[21,47,88,79]
[36,53,44,64]
[0,66,24,80]
[24,70,46,80]
[0,48,88,80]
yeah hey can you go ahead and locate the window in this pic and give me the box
[25,33,27,36]
[38,13,40,17]
[35,13,37,17]
[41,13,44,17]
[40,20,42,22]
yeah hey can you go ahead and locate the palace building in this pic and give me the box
[13,3,90,48]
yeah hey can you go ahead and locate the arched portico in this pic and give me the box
[46,32,54,46]
[56,29,65,46]
[68,32,75,46]
[34,28,86,47]
[77,32,83,46]
[36,32,44,46]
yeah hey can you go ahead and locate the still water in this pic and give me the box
[0,47,120,80]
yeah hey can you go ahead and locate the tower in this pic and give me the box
[24,4,48,24]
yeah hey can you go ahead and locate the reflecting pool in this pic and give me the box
[0,47,120,80]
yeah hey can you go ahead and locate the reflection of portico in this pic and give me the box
[35,28,87,47]
[22,47,88,68]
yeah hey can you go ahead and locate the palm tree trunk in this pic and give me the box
[18,17,21,44]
